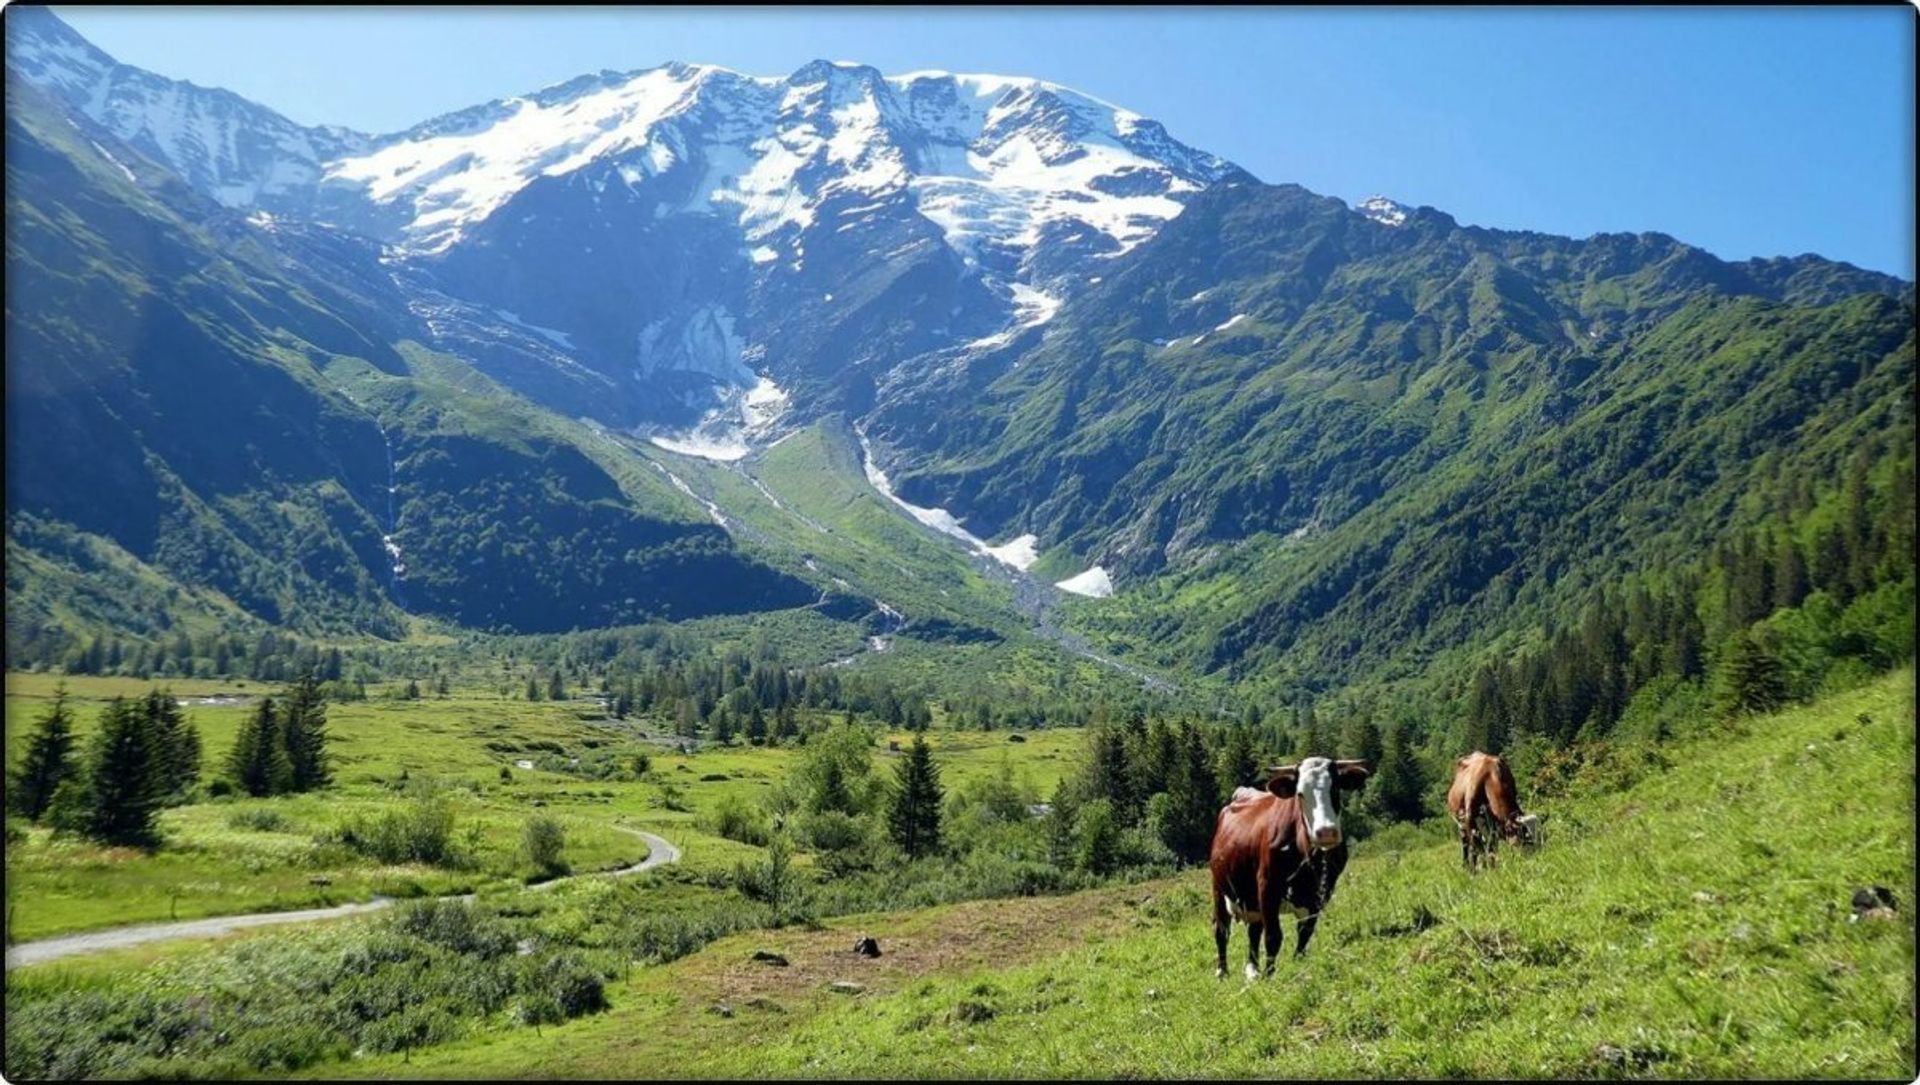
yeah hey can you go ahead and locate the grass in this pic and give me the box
[316,669,1913,1079]
[4,673,1090,940]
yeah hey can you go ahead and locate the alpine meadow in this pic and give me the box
[3,6,1914,1081]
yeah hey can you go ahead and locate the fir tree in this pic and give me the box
[83,698,163,846]
[142,689,201,805]
[1371,721,1427,824]
[9,683,76,822]
[1215,724,1260,802]
[887,733,944,859]
[228,697,293,797]
[280,673,332,792]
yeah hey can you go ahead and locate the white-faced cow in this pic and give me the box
[1446,751,1540,870]
[1209,756,1371,979]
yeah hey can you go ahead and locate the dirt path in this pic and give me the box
[4,827,679,970]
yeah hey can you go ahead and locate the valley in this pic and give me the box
[3,6,1913,1080]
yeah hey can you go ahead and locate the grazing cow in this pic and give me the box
[1209,756,1372,979]
[1446,751,1538,870]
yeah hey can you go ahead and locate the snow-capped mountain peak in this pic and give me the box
[1356,194,1411,226]
[6,6,370,210]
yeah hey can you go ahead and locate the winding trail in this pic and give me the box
[4,827,679,970]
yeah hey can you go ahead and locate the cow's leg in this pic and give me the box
[1262,911,1282,974]
[1244,919,1262,981]
[1213,894,1229,979]
[1295,910,1320,958]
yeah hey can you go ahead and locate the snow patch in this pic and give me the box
[983,534,1040,571]
[1055,566,1114,598]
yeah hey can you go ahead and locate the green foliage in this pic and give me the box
[78,699,163,847]
[887,733,945,859]
[8,683,75,821]
[329,791,463,868]
[227,697,293,798]
[522,815,569,879]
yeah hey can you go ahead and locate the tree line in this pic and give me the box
[8,675,335,847]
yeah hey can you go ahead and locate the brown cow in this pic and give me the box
[1209,756,1371,979]
[1446,751,1539,870]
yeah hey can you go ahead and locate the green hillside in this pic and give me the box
[322,669,1913,1079]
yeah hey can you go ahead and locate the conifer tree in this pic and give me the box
[84,698,163,846]
[142,689,201,805]
[887,733,944,859]
[1214,724,1260,802]
[9,683,76,822]
[280,673,332,792]
[1371,721,1427,824]
[228,697,293,797]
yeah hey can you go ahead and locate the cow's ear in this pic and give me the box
[1266,765,1300,798]
[1333,760,1373,791]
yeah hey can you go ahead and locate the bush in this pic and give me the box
[227,808,294,833]
[523,815,569,879]
[390,899,516,958]
[330,794,463,867]
[515,952,607,1025]
[701,793,771,847]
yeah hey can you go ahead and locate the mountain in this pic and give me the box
[2,65,812,656]
[4,8,1912,699]
[9,9,1243,440]
[862,182,1912,680]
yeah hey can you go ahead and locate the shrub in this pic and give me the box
[227,808,294,833]
[518,951,606,1022]
[523,815,569,879]
[330,794,462,867]
[701,793,771,847]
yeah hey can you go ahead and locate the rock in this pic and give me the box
[709,1003,734,1018]
[308,876,333,887]
[751,950,789,966]
[1691,891,1717,904]
[1007,733,1026,743]
[829,981,864,995]
[1852,886,1898,917]
[744,997,785,1013]
[1854,907,1898,923]
[853,936,881,958]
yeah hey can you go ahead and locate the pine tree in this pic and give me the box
[1155,723,1219,863]
[280,673,332,792]
[811,755,854,815]
[1719,627,1789,716]
[9,683,76,822]
[1371,721,1427,824]
[143,689,201,805]
[526,675,542,702]
[1215,725,1260,801]
[1086,726,1136,824]
[887,733,944,859]
[547,669,565,702]
[83,698,163,846]
[746,705,768,746]
[228,697,293,797]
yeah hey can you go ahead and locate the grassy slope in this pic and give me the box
[331,670,1913,1079]
[3,673,1086,940]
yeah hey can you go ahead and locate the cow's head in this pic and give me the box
[1512,813,1543,846]
[1267,757,1371,850]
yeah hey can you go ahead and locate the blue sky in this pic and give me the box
[48,6,1916,277]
